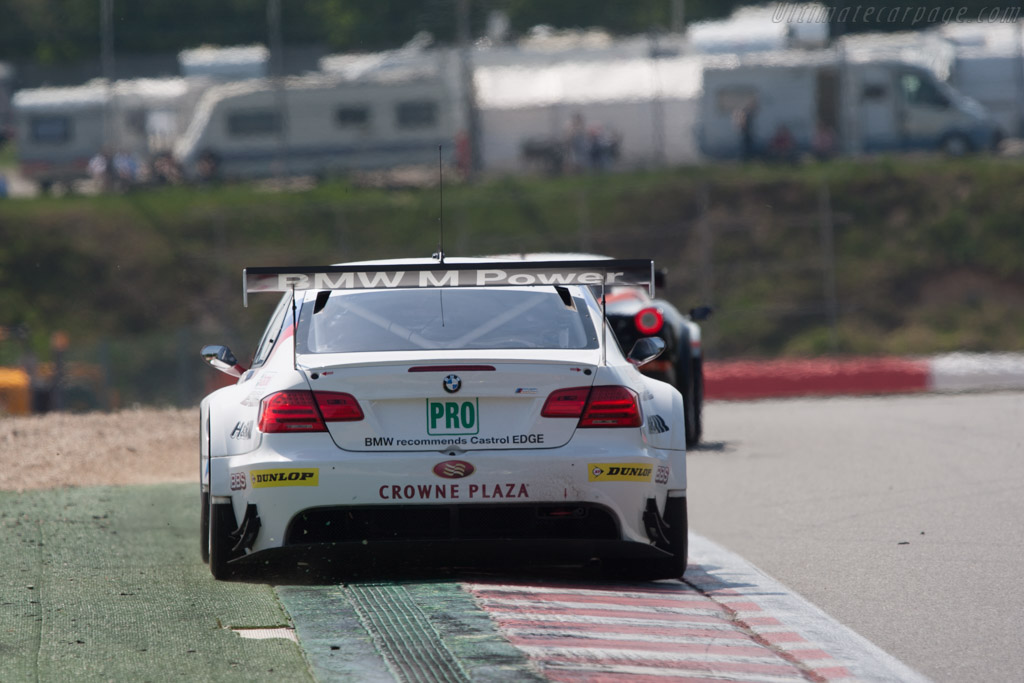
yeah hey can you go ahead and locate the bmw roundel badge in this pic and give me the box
[443,374,462,393]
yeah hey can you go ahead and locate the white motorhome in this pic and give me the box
[178,44,269,81]
[12,78,206,190]
[698,50,1003,160]
[172,68,456,181]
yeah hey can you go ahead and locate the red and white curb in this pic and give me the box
[464,534,930,682]
[704,352,1024,400]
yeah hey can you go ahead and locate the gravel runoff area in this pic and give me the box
[6,351,1022,489]
[0,407,196,491]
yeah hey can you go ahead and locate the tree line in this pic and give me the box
[0,1,1008,66]
[0,0,731,64]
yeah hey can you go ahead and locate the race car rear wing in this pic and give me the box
[242,259,655,307]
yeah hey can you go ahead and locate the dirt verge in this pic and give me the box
[0,407,195,491]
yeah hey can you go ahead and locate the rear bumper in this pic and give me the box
[285,501,621,545]
[210,438,686,559]
[225,534,674,571]
[226,540,671,577]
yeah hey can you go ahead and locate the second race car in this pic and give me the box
[603,280,712,448]
[489,253,711,447]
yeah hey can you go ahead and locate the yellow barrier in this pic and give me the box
[0,367,31,416]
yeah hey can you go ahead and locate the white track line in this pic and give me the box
[688,533,932,683]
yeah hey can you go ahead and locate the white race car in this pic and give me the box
[199,256,688,580]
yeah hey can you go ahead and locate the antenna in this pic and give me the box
[601,281,607,367]
[436,144,445,263]
[437,145,446,323]
[290,286,298,371]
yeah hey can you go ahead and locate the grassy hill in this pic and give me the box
[1,155,1023,407]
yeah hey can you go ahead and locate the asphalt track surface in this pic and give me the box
[2,391,1018,681]
[688,390,1024,683]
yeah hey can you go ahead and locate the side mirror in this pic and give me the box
[627,336,665,367]
[201,344,246,378]
[689,305,713,322]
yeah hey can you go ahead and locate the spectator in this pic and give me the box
[734,100,758,161]
[113,150,139,190]
[768,124,797,164]
[197,150,222,184]
[587,125,621,171]
[88,150,112,192]
[814,121,837,160]
[566,112,589,172]
[151,153,183,185]
[455,129,472,180]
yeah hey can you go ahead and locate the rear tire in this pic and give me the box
[690,358,704,447]
[647,496,688,579]
[209,501,240,580]
[608,497,688,581]
[678,355,698,448]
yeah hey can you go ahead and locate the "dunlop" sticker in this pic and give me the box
[250,468,319,488]
[588,463,653,482]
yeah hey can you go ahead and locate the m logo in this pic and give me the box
[443,374,462,393]
[646,415,670,434]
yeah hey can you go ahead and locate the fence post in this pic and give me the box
[176,327,191,407]
[577,187,592,252]
[818,181,840,352]
[99,339,113,411]
[696,182,715,351]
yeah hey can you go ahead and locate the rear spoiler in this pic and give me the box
[243,259,655,306]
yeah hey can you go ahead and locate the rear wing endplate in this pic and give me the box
[243,259,654,306]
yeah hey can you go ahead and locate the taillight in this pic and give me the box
[258,390,363,433]
[635,307,664,335]
[541,387,590,418]
[314,392,364,421]
[541,386,641,428]
[580,386,642,427]
[259,391,324,433]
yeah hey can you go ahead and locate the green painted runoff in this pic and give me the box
[0,483,312,682]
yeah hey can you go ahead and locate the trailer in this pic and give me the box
[172,67,457,182]
[698,49,1003,160]
[178,44,269,81]
[12,78,206,190]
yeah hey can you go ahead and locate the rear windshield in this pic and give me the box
[296,287,599,353]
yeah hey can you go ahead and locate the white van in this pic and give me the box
[172,70,455,181]
[698,51,1002,159]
